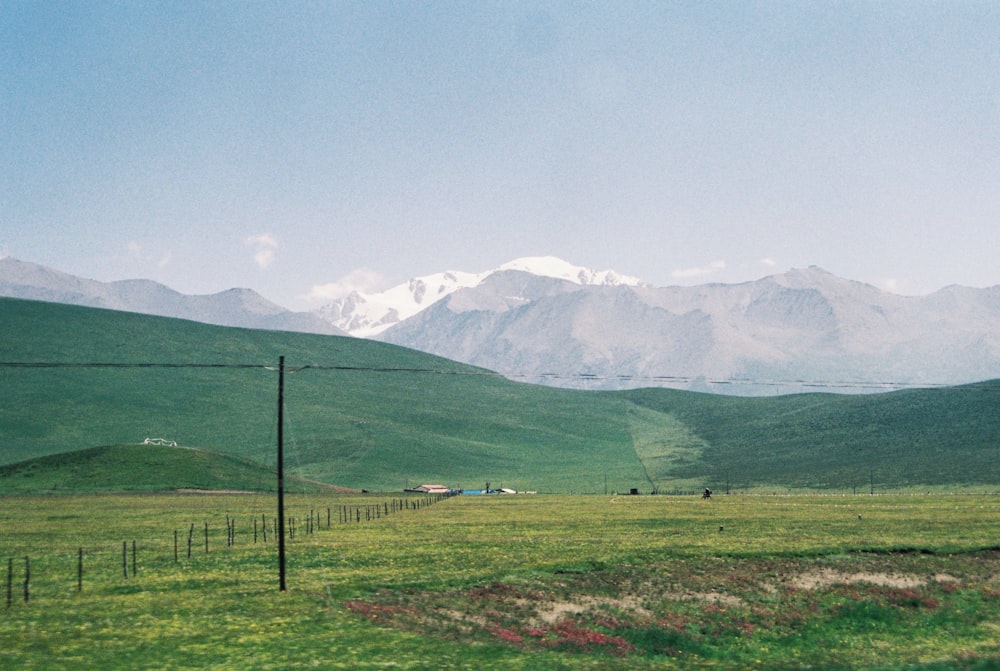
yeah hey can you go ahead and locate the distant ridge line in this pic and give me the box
[0,360,992,392]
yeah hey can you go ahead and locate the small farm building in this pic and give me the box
[405,484,452,494]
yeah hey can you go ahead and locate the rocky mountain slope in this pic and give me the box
[0,257,342,335]
[372,264,1000,395]
[316,256,647,337]
[7,255,998,395]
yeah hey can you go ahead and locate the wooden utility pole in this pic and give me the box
[277,356,287,592]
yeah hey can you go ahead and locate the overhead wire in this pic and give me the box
[0,360,995,392]
[0,362,267,370]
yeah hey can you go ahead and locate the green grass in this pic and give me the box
[0,493,997,669]
[624,384,1000,491]
[0,297,650,493]
[3,296,1000,494]
[0,444,340,494]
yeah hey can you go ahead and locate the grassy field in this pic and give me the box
[1,492,998,670]
[3,296,1000,494]
[0,444,347,495]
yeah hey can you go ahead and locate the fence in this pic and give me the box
[4,492,453,608]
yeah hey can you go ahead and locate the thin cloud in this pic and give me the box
[671,260,726,280]
[124,241,170,269]
[301,268,389,303]
[245,233,278,269]
[880,277,904,294]
[759,257,777,268]
[254,248,275,269]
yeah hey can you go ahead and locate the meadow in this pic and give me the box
[4,297,1000,494]
[1,492,998,670]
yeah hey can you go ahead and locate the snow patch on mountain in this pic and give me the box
[496,256,648,287]
[316,256,647,337]
[373,263,1000,395]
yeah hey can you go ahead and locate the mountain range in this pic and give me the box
[4,295,999,492]
[0,256,342,335]
[317,256,1000,394]
[4,255,999,395]
[316,256,648,337]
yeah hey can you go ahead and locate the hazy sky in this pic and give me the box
[3,2,999,310]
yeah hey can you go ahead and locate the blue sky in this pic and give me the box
[3,1,999,309]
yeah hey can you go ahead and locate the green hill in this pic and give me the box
[2,297,998,493]
[0,443,339,494]
[624,383,1000,491]
[0,297,645,493]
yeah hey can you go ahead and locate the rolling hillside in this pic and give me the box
[0,444,341,494]
[2,297,998,493]
[624,384,1000,491]
[0,297,646,493]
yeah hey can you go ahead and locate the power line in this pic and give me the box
[0,360,994,392]
[0,362,266,370]
[518,373,957,390]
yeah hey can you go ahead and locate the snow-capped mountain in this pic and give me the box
[371,263,1000,395]
[316,256,648,338]
[7,254,1000,396]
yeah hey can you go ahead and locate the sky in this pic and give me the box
[3,1,999,310]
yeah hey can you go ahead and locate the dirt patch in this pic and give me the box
[788,569,928,590]
[527,589,745,622]
[664,590,745,607]
[529,594,652,625]
[341,553,1000,662]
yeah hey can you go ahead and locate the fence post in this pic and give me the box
[122,542,128,580]
[132,540,137,577]
[6,558,12,608]
[78,548,83,592]
[23,557,29,603]
[205,522,209,554]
